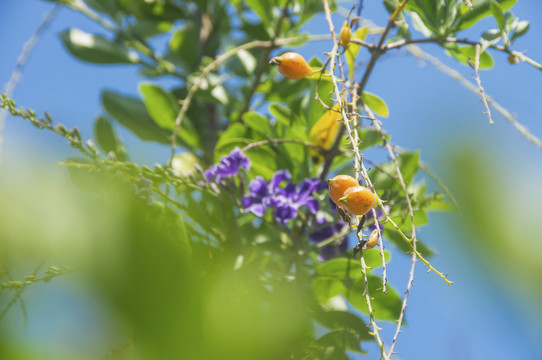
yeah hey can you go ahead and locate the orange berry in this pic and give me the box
[327,175,359,207]
[366,229,379,249]
[269,52,313,80]
[339,185,377,216]
[339,21,351,48]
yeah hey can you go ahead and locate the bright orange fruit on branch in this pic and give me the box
[327,175,359,207]
[269,52,314,80]
[339,185,377,216]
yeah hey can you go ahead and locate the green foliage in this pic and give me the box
[2,0,537,358]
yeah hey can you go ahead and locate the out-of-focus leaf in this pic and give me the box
[139,83,199,148]
[60,28,139,64]
[457,0,517,31]
[314,310,372,341]
[346,27,368,80]
[490,2,505,34]
[358,128,386,151]
[445,44,494,69]
[317,329,364,353]
[383,227,435,258]
[64,157,109,192]
[84,0,121,19]
[362,92,389,118]
[129,20,173,38]
[243,111,272,135]
[245,0,272,26]
[317,258,362,280]
[139,83,178,130]
[346,275,402,321]
[313,277,345,303]
[169,23,199,71]
[94,116,128,160]
[215,123,249,158]
[102,90,172,144]
[510,20,529,43]
[480,29,501,53]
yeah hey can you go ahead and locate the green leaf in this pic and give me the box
[102,90,172,144]
[358,128,386,151]
[314,310,372,341]
[362,92,389,118]
[243,112,271,135]
[490,2,505,34]
[313,277,345,303]
[383,227,435,258]
[139,83,199,148]
[445,45,494,69]
[215,123,249,158]
[84,0,121,19]
[317,329,364,353]
[511,20,529,43]
[346,275,402,321]
[457,0,517,31]
[139,83,178,130]
[269,103,298,127]
[346,27,368,80]
[60,28,139,64]
[168,24,199,71]
[245,0,272,26]
[480,29,501,53]
[94,116,128,160]
[128,20,173,38]
[317,258,362,280]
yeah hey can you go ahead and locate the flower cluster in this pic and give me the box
[204,147,250,184]
[242,170,326,225]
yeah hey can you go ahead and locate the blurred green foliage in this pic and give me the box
[1,0,537,358]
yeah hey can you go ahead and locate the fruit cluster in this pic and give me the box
[327,174,377,216]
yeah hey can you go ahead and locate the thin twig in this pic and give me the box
[0,4,60,166]
[471,44,494,124]
[362,104,419,357]
[407,45,542,152]
[357,0,410,95]
[321,1,389,358]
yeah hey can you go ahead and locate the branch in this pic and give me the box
[0,4,60,166]
[407,45,542,152]
[471,44,493,125]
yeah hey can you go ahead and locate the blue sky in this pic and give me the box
[2,1,542,359]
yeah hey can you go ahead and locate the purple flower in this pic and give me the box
[204,147,250,184]
[242,170,326,225]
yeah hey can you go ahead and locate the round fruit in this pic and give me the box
[366,229,379,249]
[339,185,377,216]
[327,175,359,207]
[269,52,314,80]
[339,21,351,48]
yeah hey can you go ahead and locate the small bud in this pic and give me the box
[508,53,520,64]
[339,21,352,48]
[367,229,379,249]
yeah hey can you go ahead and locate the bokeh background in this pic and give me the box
[1,0,541,359]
